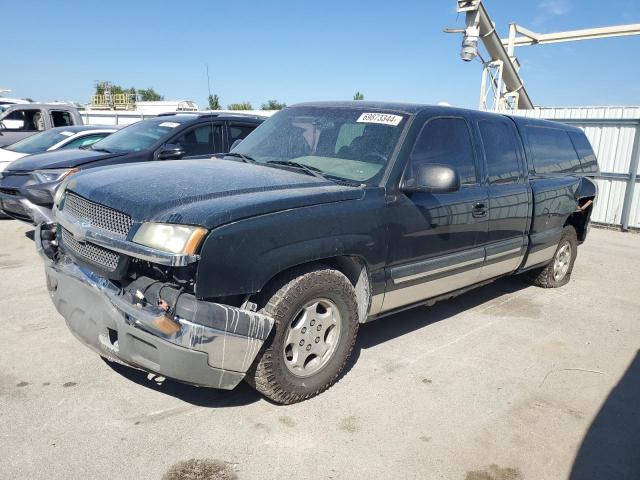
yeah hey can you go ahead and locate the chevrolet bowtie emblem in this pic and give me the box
[74,220,92,242]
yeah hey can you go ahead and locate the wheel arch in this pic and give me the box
[254,255,372,323]
[565,176,597,243]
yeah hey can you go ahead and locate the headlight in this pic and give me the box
[53,175,75,208]
[33,168,78,184]
[132,223,208,255]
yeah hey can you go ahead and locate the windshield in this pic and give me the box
[89,118,182,153]
[232,107,408,183]
[5,129,73,154]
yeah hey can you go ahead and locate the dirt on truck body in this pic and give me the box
[37,101,598,403]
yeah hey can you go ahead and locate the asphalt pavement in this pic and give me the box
[1,220,638,480]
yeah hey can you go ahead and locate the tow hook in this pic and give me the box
[39,223,58,260]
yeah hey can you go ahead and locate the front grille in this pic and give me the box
[61,227,120,272]
[63,193,132,236]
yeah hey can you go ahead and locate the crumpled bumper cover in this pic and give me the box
[0,190,54,224]
[36,226,274,390]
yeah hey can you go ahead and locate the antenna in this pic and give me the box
[205,63,219,151]
[206,64,212,102]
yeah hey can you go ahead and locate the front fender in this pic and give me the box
[194,190,388,299]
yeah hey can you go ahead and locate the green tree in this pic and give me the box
[228,102,253,110]
[94,83,164,101]
[261,99,286,110]
[208,94,221,110]
[137,88,164,101]
[353,91,364,100]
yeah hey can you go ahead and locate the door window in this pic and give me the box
[0,109,44,131]
[174,123,223,156]
[51,110,73,127]
[408,117,477,185]
[479,120,523,184]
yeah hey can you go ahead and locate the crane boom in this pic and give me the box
[461,1,534,109]
[503,23,640,47]
[448,0,640,111]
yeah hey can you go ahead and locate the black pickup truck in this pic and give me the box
[37,102,598,404]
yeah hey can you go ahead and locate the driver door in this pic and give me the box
[170,122,224,157]
[382,116,489,313]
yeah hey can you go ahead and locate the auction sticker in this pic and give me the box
[159,121,180,128]
[356,112,403,126]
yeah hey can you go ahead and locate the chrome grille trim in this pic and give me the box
[55,208,199,267]
[63,193,132,236]
[61,227,120,272]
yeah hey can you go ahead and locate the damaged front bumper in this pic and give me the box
[0,190,54,224]
[36,224,274,390]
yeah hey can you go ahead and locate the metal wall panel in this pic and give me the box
[630,186,640,229]
[505,107,640,229]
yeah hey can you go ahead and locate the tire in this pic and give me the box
[526,225,578,288]
[245,264,359,404]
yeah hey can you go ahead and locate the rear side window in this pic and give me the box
[526,126,581,174]
[229,124,256,145]
[569,132,599,174]
[479,120,522,183]
[51,110,73,127]
[335,123,365,153]
[410,118,477,185]
[62,133,109,149]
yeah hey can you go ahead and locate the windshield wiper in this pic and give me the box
[224,152,257,163]
[266,160,330,181]
[90,146,112,153]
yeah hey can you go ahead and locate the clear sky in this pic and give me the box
[2,0,639,109]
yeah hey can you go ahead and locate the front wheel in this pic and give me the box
[245,265,359,404]
[526,225,578,288]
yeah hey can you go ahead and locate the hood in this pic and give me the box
[64,159,364,229]
[0,148,27,164]
[6,148,124,172]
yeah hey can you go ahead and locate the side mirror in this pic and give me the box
[402,163,460,194]
[230,139,243,150]
[157,143,185,160]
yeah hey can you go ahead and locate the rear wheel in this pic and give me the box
[245,265,359,404]
[526,225,578,288]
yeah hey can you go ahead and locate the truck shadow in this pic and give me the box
[103,359,264,407]
[569,350,640,480]
[103,276,529,407]
[335,276,530,393]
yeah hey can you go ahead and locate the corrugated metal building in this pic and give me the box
[507,107,640,230]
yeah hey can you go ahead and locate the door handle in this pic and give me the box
[472,202,488,218]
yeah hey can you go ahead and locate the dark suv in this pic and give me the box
[37,102,598,404]
[0,113,263,224]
